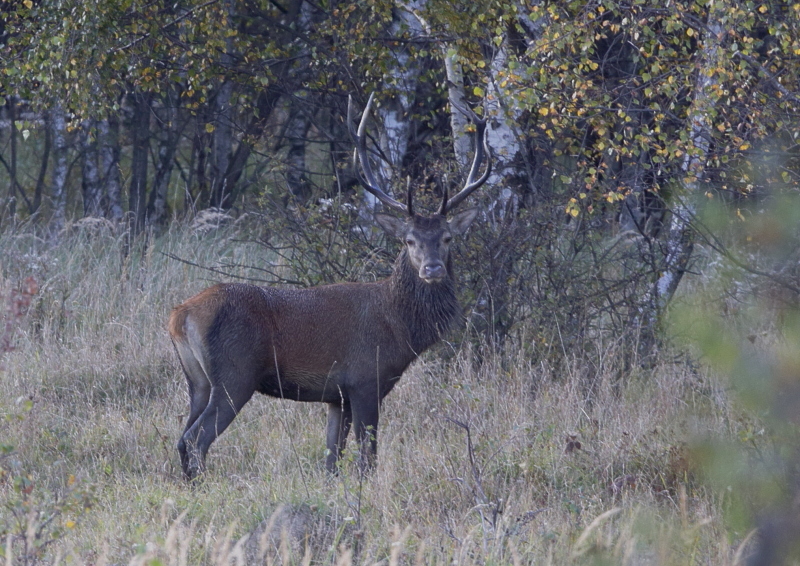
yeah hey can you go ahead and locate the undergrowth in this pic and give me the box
[0,218,773,564]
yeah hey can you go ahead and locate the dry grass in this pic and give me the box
[0,222,759,565]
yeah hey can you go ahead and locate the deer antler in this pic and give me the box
[348,94,409,215]
[438,100,493,215]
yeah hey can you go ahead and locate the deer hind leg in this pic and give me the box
[180,382,254,480]
[325,402,352,473]
[173,339,212,476]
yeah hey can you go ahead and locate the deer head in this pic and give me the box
[347,93,492,282]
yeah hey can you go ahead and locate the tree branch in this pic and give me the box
[113,0,220,53]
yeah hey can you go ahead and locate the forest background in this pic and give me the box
[1,0,799,563]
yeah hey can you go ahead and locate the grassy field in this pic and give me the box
[0,220,769,565]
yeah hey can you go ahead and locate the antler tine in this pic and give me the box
[441,101,493,214]
[347,94,407,215]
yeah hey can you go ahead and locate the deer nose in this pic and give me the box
[421,263,446,281]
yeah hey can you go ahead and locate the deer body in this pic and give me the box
[170,94,490,480]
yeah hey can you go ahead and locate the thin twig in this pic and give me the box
[114,0,220,52]
[160,251,300,285]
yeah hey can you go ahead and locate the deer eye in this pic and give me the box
[443,235,452,244]
[406,239,416,247]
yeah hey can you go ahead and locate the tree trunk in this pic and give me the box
[638,13,724,359]
[484,39,524,219]
[217,89,282,209]
[99,115,123,221]
[32,111,51,215]
[128,91,151,237]
[80,118,103,217]
[284,101,312,202]
[49,104,68,238]
[443,56,472,169]
[6,96,18,220]
[148,90,182,225]
[209,0,236,210]
[378,4,424,190]
[209,80,234,209]
[193,117,210,213]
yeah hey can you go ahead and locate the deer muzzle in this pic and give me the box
[420,262,447,282]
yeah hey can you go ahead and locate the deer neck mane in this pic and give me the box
[390,248,461,354]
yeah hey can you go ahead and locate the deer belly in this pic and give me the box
[256,366,344,403]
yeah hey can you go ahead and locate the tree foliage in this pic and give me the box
[1,0,798,348]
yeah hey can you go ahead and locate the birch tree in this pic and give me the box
[374,3,426,201]
[642,14,726,344]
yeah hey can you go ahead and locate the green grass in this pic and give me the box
[0,221,760,565]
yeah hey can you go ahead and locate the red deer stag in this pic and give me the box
[169,94,491,479]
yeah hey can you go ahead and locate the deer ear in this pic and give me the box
[374,213,408,239]
[448,208,479,236]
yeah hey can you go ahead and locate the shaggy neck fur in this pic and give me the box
[390,248,461,354]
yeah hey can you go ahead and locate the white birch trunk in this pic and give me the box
[484,40,524,220]
[640,13,724,351]
[364,1,425,213]
[656,20,723,305]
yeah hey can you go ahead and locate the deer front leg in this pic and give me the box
[350,394,380,474]
[325,402,352,473]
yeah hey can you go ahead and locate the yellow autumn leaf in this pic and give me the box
[23,0,33,7]
[205,123,215,133]
[65,520,76,529]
